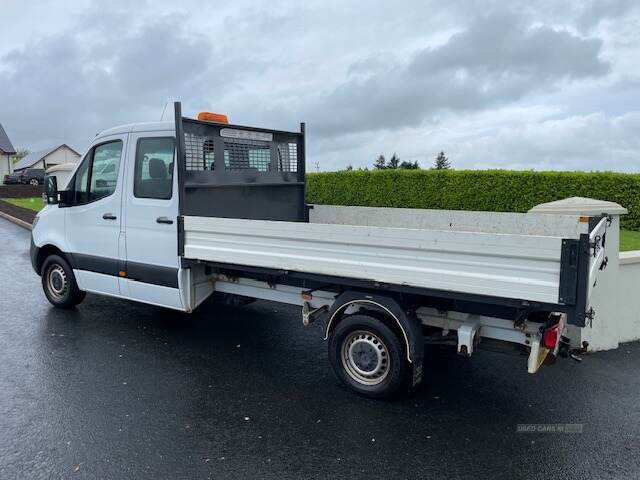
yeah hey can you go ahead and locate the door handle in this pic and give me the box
[102,213,117,220]
[156,216,174,225]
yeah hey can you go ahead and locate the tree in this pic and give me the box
[433,151,451,170]
[345,164,353,171]
[374,154,386,170]
[388,153,400,169]
[11,149,29,164]
[399,160,419,169]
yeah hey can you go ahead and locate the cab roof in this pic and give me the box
[97,121,175,138]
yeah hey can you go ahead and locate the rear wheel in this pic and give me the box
[29,178,39,186]
[328,313,409,399]
[41,254,86,308]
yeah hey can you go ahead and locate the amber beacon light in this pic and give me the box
[197,111,229,124]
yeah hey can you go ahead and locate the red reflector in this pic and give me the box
[543,324,559,349]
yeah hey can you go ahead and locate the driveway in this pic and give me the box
[0,217,638,479]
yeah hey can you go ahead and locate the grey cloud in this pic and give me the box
[411,12,608,78]
[303,11,609,137]
[576,0,640,29]
[461,112,640,171]
[0,0,638,174]
[0,10,221,152]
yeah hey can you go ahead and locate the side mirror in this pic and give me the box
[45,175,73,206]
[44,176,58,204]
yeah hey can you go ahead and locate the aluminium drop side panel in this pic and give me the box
[182,216,567,304]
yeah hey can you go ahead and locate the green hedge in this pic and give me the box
[306,170,640,230]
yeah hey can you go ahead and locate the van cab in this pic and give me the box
[30,121,184,310]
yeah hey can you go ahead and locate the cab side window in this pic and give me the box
[89,142,123,202]
[71,140,123,205]
[134,137,175,200]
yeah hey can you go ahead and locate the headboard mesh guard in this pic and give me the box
[178,117,306,221]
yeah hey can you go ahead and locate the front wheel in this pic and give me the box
[41,254,86,308]
[328,313,409,399]
[29,178,39,186]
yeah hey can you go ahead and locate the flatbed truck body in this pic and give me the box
[30,103,610,397]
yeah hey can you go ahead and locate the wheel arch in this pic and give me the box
[324,291,424,386]
[34,244,68,275]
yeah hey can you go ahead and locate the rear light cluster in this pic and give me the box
[542,324,560,350]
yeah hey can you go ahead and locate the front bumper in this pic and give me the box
[30,235,40,275]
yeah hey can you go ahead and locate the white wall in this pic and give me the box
[578,215,623,350]
[310,204,588,237]
[29,159,46,170]
[614,252,640,343]
[0,154,12,178]
[43,146,79,168]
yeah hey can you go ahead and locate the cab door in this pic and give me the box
[65,135,127,296]
[120,132,182,309]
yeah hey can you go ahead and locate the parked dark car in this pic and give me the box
[3,172,23,185]
[20,168,45,186]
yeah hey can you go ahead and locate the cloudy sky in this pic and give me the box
[1,0,639,171]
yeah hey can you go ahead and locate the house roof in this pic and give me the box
[0,123,16,154]
[13,144,80,171]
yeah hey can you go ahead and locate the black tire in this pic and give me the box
[328,313,409,399]
[29,178,39,186]
[41,254,86,308]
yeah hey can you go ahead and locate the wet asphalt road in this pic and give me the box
[0,217,639,480]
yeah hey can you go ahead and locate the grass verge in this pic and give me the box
[2,197,44,212]
[620,229,640,252]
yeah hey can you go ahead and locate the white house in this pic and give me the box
[0,123,16,178]
[13,144,81,172]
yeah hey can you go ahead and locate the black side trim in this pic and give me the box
[67,253,179,289]
[177,215,185,256]
[558,239,579,305]
[68,253,120,277]
[570,233,591,327]
[126,261,179,288]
